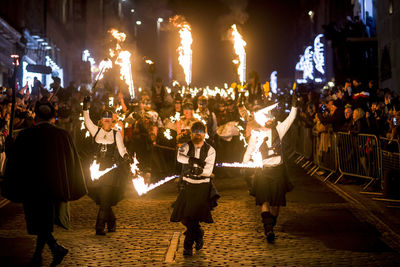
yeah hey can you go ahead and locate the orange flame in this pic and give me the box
[95,59,113,80]
[109,29,126,42]
[170,15,192,86]
[230,24,246,84]
[108,29,135,99]
[89,160,117,180]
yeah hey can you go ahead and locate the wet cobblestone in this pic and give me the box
[0,164,399,266]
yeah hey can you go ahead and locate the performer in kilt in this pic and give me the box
[243,94,298,243]
[83,96,132,235]
[170,122,219,256]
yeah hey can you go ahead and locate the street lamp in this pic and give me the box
[130,9,134,13]
[136,20,142,25]
[157,17,164,23]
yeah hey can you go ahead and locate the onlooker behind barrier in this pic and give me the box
[317,99,345,132]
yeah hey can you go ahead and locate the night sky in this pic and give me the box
[133,0,308,86]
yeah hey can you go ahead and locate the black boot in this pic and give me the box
[95,209,106,235]
[107,208,116,232]
[29,252,43,267]
[29,235,46,267]
[183,231,194,256]
[195,227,204,251]
[261,212,275,243]
[49,243,68,267]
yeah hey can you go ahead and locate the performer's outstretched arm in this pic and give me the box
[276,107,297,139]
[83,110,99,137]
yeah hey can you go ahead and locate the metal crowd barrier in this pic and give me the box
[333,132,381,189]
[379,137,400,153]
[310,131,337,181]
[291,126,385,191]
[379,150,400,201]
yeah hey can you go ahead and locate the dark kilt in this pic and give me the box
[170,181,214,223]
[253,164,293,206]
[87,163,130,206]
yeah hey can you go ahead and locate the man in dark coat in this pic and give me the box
[2,100,87,266]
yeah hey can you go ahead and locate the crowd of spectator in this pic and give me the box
[297,78,400,142]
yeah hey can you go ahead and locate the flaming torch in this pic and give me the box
[89,160,117,180]
[170,15,192,86]
[109,29,135,99]
[230,24,246,84]
[129,155,178,196]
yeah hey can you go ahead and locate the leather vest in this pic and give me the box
[182,141,211,179]
[259,127,282,163]
[93,128,118,170]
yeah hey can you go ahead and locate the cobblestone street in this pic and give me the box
[1,163,400,266]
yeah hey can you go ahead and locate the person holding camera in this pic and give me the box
[82,96,132,236]
[170,121,219,256]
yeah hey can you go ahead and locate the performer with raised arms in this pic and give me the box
[243,93,298,243]
[83,96,132,236]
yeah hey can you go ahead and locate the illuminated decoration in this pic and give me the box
[145,59,154,65]
[295,34,325,84]
[230,24,247,84]
[45,55,64,88]
[22,61,42,89]
[170,15,192,86]
[296,46,314,84]
[313,34,325,75]
[270,71,278,94]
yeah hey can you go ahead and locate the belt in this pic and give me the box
[182,177,210,184]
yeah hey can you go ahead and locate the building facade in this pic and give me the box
[376,0,400,92]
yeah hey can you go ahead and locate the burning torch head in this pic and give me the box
[191,121,206,144]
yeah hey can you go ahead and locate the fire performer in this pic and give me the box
[170,121,219,256]
[242,94,298,243]
[82,96,132,235]
[3,100,87,266]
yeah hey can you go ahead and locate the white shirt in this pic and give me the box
[243,107,297,167]
[177,142,216,177]
[83,110,128,158]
